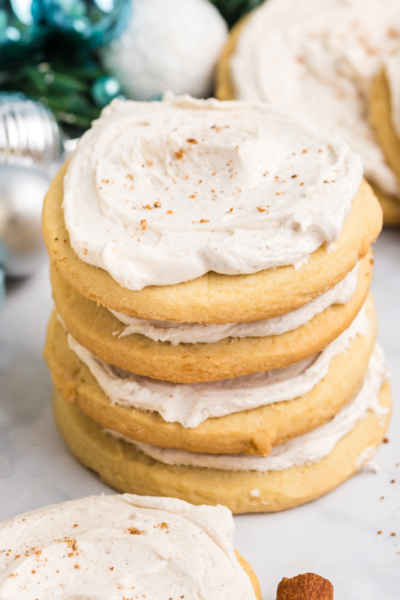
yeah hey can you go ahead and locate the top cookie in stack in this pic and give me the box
[216,0,400,225]
[43,94,390,514]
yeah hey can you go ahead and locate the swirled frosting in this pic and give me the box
[110,262,359,344]
[63,94,362,290]
[124,344,388,471]
[68,300,371,428]
[0,495,257,600]
[230,0,400,198]
[385,51,400,139]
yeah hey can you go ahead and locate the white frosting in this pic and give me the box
[0,494,257,599]
[68,301,371,428]
[230,0,400,198]
[63,93,362,290]
[126,344,388,472]
[355,446,381,473]
[385,50,400,139]
[110,262,359,344]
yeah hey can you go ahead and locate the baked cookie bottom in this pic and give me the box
[52,381,391,514]
[44,297,377,456]
[51,253,372,383]
[43,162,381,323]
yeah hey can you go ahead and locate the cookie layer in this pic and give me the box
[44,298,377,456]
[369,183,400,227]
[43,162,381,322]
[51,381,391,514]
[51,254,372,383]
[129,342,386,471]
[369,69,400,226]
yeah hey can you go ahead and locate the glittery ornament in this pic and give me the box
[101,0,228,100]
[0,92,62,170]
[40,0,131,48]
[0,93,72,278]
[0,0,46,67]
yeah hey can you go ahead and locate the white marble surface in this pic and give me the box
[0,231,399,599]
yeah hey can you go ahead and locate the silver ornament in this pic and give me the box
[0,165,51,277]
[0,93,78,278]
[0,93,62,171]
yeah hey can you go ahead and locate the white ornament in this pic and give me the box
[100,0,228,100]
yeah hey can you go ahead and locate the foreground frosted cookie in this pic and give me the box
[217,0,400,224]
[0,495,261,599]
[369,57,400,226]
[45,297,377,456]
[42,94,381,323]
[52,345,391,513]
[51,253,372,382]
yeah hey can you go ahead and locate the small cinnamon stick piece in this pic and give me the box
[277,573,333,599]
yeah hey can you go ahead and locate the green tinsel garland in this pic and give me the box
[211,0,263,27]
[0,37,108,134]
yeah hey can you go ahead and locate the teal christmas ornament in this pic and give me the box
[40,0,131,48]
[91,75,121,107]
[0,0,46,66]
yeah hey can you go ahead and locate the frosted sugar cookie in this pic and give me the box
[42,95,381,323]
[51,253,372,383]
[217,0,400,224]
[51,345,391,513]
[44,297,377,456]
[0,495,261,599]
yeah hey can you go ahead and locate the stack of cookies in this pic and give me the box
[43,94,391,514]
[216,0,400,225]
